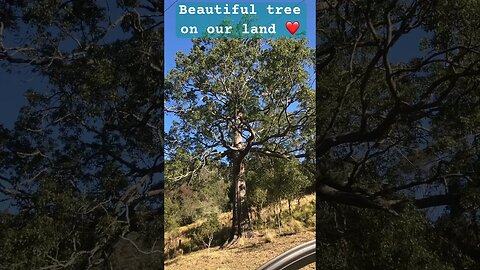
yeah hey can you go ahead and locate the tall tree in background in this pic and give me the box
[317,0,480,268]
[0,1,163,269]
[166,38,315,246]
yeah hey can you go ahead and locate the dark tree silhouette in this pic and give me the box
[0,1,163,268]
[317,0,480,269]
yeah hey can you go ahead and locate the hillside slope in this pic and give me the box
[165,230,315,270]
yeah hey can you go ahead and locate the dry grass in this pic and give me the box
[165,195,316,254]
[264,230,276,243]
[165,194,316,267]
[259,194,315,219]
[165,230,315,270]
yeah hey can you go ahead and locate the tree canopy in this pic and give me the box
[166,38,315,161]
[317,0,480,269]
[0,1,163,269]
[165,38,315,246]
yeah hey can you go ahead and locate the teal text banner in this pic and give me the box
[176,1,307,38]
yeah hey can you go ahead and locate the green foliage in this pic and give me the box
[166,38,314,153]
[292,200,316,228]
[0,1,163,269]
[165,154,229,229]
[192,213,222,249]
[317,1,480,268]
[317,205,455,270]
[434,214,480,269]
[165,196,181,231]
[248,156,314,209]
[165,37,315,242]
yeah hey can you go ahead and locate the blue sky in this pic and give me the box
[0,0,437,215]
[0,0,426,130]
[164,0,317,132]
[163,0,427,133]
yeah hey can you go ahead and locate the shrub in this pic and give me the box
[192,213,221,249]
[286,218,305,234]
[264,230,276,243]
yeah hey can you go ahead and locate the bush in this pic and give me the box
[192,213,221,249]
[285,218,305,234]
[164,197,180,231]
[292,200,315,228]
[264,230,276,243]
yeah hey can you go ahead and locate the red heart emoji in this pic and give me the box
[286,21,300,35]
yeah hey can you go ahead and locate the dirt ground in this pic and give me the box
[165,230,316,270]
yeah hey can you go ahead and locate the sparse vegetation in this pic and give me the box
[165,231,315,270]
[264,230,276,243]
[164,195,315,261]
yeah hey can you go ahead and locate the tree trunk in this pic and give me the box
[223,124,250,248]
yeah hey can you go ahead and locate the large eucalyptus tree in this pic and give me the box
[166,38,315,246]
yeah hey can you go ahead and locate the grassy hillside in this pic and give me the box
[164,195,316,269]
[165,230,316,270]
